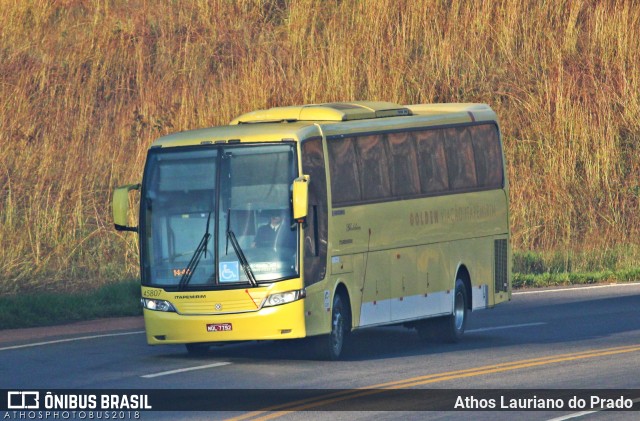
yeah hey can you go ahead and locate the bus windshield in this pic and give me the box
[141,143,299,290]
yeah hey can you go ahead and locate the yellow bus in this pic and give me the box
[113,101,511,359]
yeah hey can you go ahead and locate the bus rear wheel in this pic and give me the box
[439,279,468,343]
[417,279,468,343]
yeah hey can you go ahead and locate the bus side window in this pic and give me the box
[355,135,391,201]
[327,138,361,205]
[415,129,449,194]
[444,127,477,190]
[387,132,420,197]
[470,124,504,189]
[301,138,328,286]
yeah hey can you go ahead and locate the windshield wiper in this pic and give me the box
[226,208,258,287]
[178,212,212,290]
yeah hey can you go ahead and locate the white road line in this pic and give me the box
[467,322,546,333]
[547,410,600,421]
[547,397,640,421]
[141,362,231,378]
[0,331,145,352]
[514,282,640,295]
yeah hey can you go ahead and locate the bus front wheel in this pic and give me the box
[316,292,349,360]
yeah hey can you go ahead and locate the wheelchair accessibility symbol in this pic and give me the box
[219,261,240,283]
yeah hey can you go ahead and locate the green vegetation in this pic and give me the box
[513,268,640,289]
[0,280,141,329]
[0,1,638,296]
[512,248,640,288]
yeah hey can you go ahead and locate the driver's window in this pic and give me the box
[301,138,328,286]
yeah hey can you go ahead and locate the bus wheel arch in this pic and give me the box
[333,283,352,332]
[418,266,470,343]
[316,282,351,360]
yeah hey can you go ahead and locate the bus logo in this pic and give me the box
[7,391,39,409]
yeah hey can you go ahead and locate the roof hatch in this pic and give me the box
[230,101,412,124]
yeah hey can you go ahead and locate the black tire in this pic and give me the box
[417,279,468,343]
[316,292,349,360]
[185,343,210,355]
[439,279,468,343]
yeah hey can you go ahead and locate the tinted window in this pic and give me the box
[355,135,391,201]
[415,129,449,194]
[302,138,328,286]
[328,123,504,206]
[470,124,503,188]
[444,127,477,190]
[387,132,420,196]
[327,138,361,205]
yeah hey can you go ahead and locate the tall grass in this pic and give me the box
[1,0,639,294]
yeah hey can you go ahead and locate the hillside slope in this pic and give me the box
[1,0,638,293]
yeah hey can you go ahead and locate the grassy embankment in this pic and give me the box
[0,1,638,327]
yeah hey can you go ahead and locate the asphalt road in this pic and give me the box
[2,283,640,420]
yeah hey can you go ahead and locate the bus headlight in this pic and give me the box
[141,298,177,312]
[262,289,306,308]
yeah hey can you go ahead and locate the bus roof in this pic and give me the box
[150,102,497,148]
[229,101,412,123]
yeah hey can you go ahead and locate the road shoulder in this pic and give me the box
[0,316,144,344]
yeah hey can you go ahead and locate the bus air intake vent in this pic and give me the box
[494,239,508,292]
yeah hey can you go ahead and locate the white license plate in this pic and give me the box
[207,323,232,332]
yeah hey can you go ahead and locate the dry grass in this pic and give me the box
[1,0,638,294]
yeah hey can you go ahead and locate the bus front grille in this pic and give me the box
[174,295,266,315]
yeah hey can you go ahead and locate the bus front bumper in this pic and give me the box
[143,300,306,345]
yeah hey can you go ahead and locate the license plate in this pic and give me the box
[207,323,232,332]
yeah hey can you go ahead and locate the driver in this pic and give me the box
[252,211,294,250]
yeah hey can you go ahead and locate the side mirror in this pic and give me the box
[113,184,141,232]
[292,175,310,221]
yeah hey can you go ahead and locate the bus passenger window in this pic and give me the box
[328,138,361,205]
[416,129,449,194]
[470,124,503,189]
[444,127,477,190]
[387,132,420,197]
[355,135,390,201]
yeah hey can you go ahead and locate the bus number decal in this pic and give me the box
[173,268,192,277]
